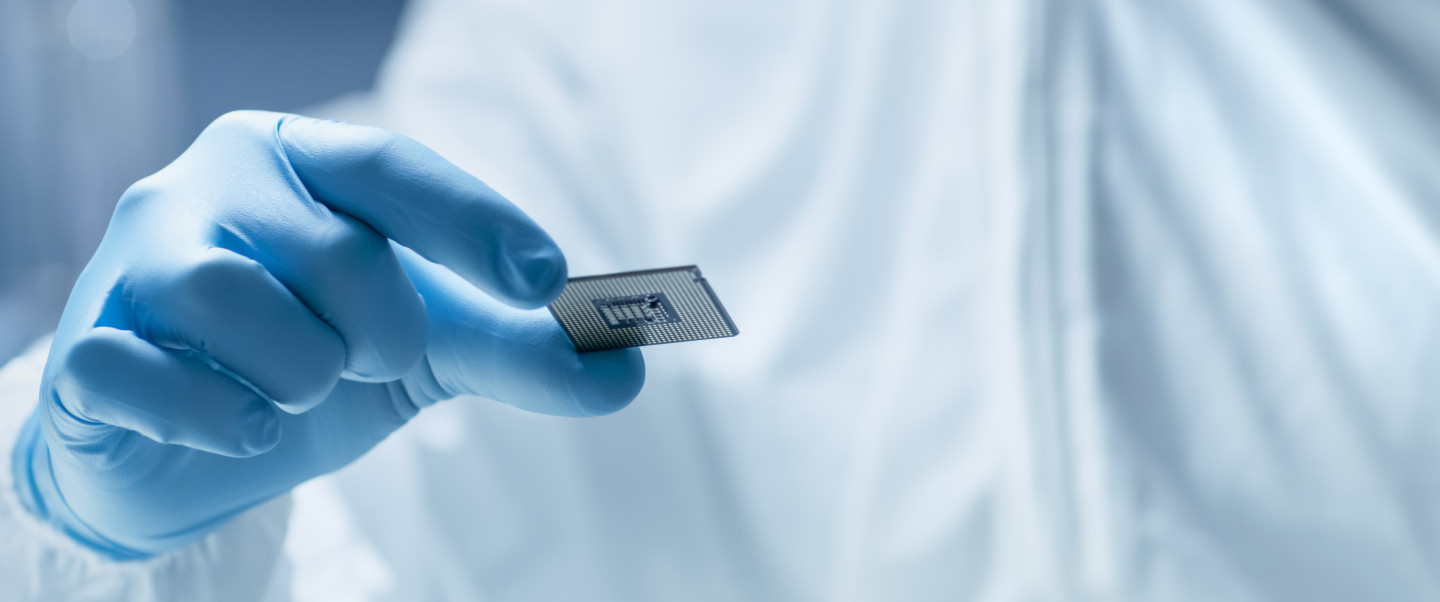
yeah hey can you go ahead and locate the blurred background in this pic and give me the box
[0,0,407,362]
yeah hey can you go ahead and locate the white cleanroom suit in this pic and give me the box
[5,0,1440,600]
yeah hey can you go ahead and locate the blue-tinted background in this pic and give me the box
[174,0,406,140]
[0,0,406,361]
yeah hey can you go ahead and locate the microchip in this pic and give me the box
[548,265,739,352]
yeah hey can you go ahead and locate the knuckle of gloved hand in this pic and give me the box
[309,224,428,379]
[170,248,263,307]
[272,323,347,407]
[205,109,280,139]
[176,250,345,404]
[298,220,397,301]
[244,323,344,408]
[277,112,406,176]
[190,111,288,161]
[267,358,343,410]
[111,173,171,219]
[311,217,388,266]
[114,112,284,224]
[53,329,127,422]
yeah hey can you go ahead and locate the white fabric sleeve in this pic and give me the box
[0,336,294,602]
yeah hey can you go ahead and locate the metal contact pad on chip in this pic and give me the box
[593,293,680,329]
[547,265,739,352]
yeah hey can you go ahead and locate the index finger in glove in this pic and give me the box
[273,113,567,309]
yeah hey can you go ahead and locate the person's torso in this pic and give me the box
[320,0,1440,599]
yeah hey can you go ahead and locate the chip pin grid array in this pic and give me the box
[547,266,739,352]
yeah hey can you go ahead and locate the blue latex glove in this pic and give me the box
[10,111,644,559]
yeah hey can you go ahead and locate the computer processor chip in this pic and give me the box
[548,266,739,352]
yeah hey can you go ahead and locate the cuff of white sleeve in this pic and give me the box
[0,336,294,602]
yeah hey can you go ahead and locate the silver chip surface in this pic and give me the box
[548,266,739,352]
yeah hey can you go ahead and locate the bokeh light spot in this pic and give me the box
[67,0,138,61]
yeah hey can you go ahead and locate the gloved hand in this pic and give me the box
[10,111,644,559]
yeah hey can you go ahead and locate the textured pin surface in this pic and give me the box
[548,266,739,352]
